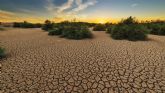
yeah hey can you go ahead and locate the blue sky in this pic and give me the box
[0,0,165,23]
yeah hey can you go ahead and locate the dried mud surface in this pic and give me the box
[0,28,165,93]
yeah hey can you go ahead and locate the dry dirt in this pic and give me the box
[0,28,165,93]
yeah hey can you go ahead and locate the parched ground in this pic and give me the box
[0,28,165,93]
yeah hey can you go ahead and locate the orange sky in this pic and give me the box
[0,0,165,23]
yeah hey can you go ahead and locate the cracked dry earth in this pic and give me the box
[0,28,165,93]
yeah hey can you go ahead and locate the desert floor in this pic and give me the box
[0,28,165,93]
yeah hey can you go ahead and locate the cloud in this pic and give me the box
[75,0,82,5]
[0,10,15,18]
[45,0,74,13]
[18,9,34,14]
[45,0,97,22]
[0,9,45,23]
[73,0,97,12]
[46,0,97,14]
[45,0,55,11]
[131,3,138,7]
[57,0,74,13]
[0,10,17,20]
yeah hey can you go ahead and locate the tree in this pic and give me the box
[120,16,137,25]
[42,20,54,31]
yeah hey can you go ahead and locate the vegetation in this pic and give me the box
[0,27,5,31]
[43,17,165,41]
[0,47,6,59]
[93,24,106,31]
[42,20,54,31]
[61,25,92,39]
[106,25,116,34]
[13,21,42,28]
[47,21,92,39]
[146,22,165,35]
[48,28,63,36]
[107,16,149,41]
[120,16,137,25]
[111,24,148,41]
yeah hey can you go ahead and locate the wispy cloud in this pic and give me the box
[45,0,97,22]
[0,9,17,20]
[45,0,74,14]
[0,10,15,17]
[0,9,45,23]
[46,0,97,14]
[58,0,74,13]
[1,0,97,23]
[73,0,97,12]
[131,3,138,7]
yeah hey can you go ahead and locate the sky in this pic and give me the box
[0,0,165,23]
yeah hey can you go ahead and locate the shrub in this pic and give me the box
[0,47,6,59]
[93,24,106,31]
[13,21,42,28]
[111,24,148,41]
[159,25,165,35]
[120,16,137,25]
[13,22,20,27]
[111,25,127,40]
[34,23,42,28]
[106,25,116,34]
[42,20,54,31]
[48,22,92,40]
[107,17,148,41]
[48,28,63,36]
[127,25,148,41]
[105,22,113,28]
[148,24,165,35]
[0,27,5,31]
[148,24,160,35]
[61,25,92,39]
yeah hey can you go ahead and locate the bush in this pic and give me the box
[106,25,116,34]
[148,24,160,35]
[148,24,165,35]
[0,47,6,59]
[107,17,148,41]
[42,20,54,31]
[34,23,42,28]
[93,24,106,31]
[13,21,42,28]
[13,22,20,27]
[48,22,92,40]
[120,16,137,25]
[127,25,148,41]
[111,25,128,40]
[159,25,165,35]
[0,27,5,31]
[111,24,148,41]
[61,26,92,39]
[48,28,63,36]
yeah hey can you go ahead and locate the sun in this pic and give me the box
[98,19,107,24]
[99,20,105,24]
